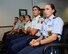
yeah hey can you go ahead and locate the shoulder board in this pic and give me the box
[53,16,58,19]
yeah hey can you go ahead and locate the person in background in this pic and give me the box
[17,3,64,54]
[22,15,32,34]
[8,6,44,54]
[12,15,26,34]
[3,15,26,50]
[7,15,32,54]
[2,17,19,43]
[6,15,26,38]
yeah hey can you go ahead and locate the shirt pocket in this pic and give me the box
[47,21,53,31]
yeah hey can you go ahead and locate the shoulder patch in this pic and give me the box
[39,18,44,24]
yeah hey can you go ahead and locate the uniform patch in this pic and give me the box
[40,18,44,24]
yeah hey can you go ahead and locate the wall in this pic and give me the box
[0,0,68,26]
[33,0,68,22]
[0,27,12,41]
[0,0,33,41]
[0,0,32,26]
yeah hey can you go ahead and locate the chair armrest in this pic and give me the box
[43,43,68,54]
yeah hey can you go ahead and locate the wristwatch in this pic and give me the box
[39,41,41,45]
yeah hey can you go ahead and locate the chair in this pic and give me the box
[43,23,68,54]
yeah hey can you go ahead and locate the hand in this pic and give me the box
[31,41,39,46]
[7,32,12,35]
[22,28,25,30]
[27,27,31,32]
[30,39,37,46]
[7,32,14,35]
[22,28,25,32]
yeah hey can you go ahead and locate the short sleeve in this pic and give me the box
[52,17,64,35]
[33,18,44,30]
[34,23,42,30]
[24,22,31,30]
[14,21,20,30]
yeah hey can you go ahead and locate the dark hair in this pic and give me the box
[21,15,25,18]
[15,17,18,20]
[32,6,41,11]
[25,15,32,21]
[32,6,42,16]
[25,15,31,18]
[46,3,56,16]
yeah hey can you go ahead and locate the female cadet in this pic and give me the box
[21,15,32,34]
[17,3,64,54]
[9,6,44,54]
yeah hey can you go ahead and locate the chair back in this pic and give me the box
[61,23,68,44]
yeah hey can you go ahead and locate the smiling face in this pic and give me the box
[44,4,55,18]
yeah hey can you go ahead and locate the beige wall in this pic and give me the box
[0,0,33,41]
[0,27,12,41]
[0,0,32,26]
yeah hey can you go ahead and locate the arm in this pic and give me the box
[27,27,31,33]
[8,28,19,34]
[40,17,64,44]
[30,18,43,36]
[40,34,58,44]
[30,28,38,36]
[31,17,64,46]
[36,35,44,41]
[31,33,58,46]
[22,28,27,34]
[12,28,19,34]
[11,21,20,34]
[30,35,43,45]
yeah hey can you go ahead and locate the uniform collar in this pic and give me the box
[27,21,30,23]
[44,15,55,24]
[35,15,41,19]
[46,15,55,20]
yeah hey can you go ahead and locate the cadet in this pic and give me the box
[7,15,32,54]
[3,15,26,49]
[2,17,19,43]
[22,15,32,34]
[17,3,64,54]
[9,6,44,54]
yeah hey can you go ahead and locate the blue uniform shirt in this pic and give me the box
[41,15,64,40]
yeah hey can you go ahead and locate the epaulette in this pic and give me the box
[53,16,58,19]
